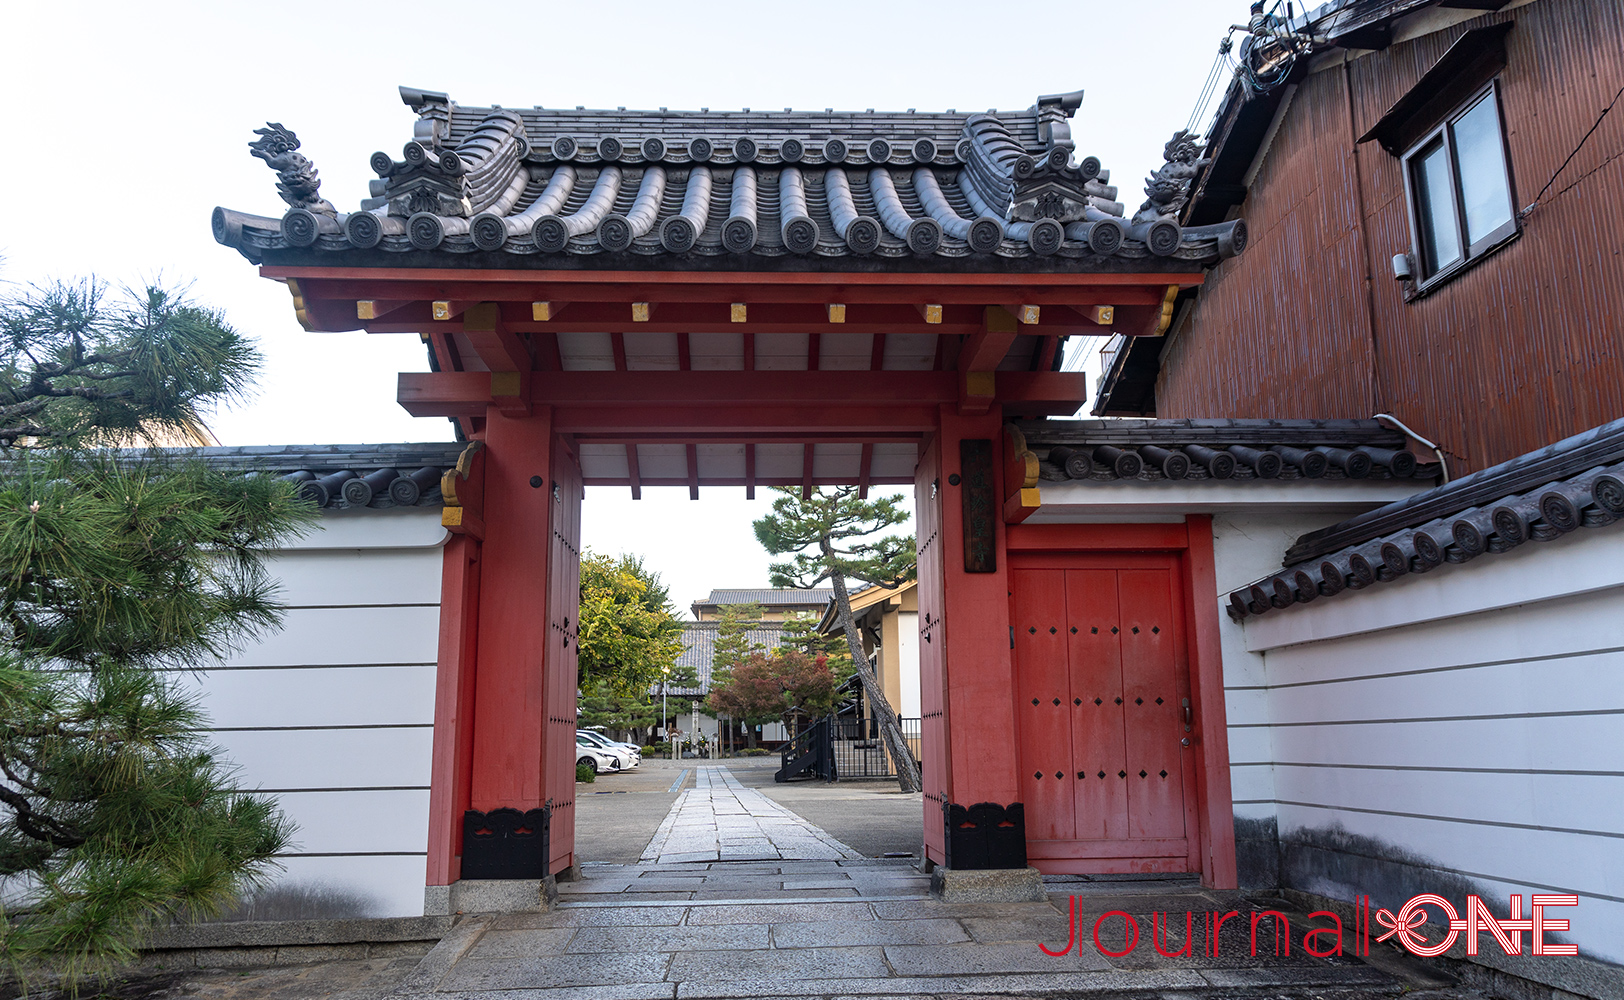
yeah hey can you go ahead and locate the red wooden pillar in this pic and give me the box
[1184,514,1238,889]
[919,404,1021,866]
[425,405,583,888]
[426,532,480,886]
[469,407,557,814]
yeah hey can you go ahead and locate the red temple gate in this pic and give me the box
[216,85,1244,901]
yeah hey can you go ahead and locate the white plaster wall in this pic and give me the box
[1240,525,1624,965]
[898,610,921,719]
[1210,511,1378,830]
[175,508,445,918]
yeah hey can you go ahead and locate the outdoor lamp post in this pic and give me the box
[662,665,670,761]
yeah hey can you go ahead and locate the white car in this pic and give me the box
[576,741,622,775]
[577,730,639,769]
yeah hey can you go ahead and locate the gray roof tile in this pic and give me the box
[1227,418,1624,620]
[660,621,794,696]
[138,442,463,512]
[214,88,1248,271]
[1019,419,1439,483]
[694,589,833,608]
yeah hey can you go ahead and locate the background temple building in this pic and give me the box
[689,588,831,621]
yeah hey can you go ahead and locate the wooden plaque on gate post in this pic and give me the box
[960,439,996,573]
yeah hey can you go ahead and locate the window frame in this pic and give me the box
[1399,79,1519,295]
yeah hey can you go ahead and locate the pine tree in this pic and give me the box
[778,611,853,681]
[0,279,315,982]
[753,487,920,792]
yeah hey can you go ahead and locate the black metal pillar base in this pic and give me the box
[460,806,551,879]
[942,801,1028,870]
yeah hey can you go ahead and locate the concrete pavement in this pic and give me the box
[386,858,1468,999]
[639,765,865,864]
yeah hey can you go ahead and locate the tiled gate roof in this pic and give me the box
[214,87,1246,271]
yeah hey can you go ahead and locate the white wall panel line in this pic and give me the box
[274,852,428,857]
[1230,708,1624,728]
[1265,653,1624,722]
[1261,586,1624,687]
[252,786,431,793]
[168,662,436,672]
[1272,769,1624,833]
[209,724,433,731]
[1273,798,1624,842]
[280,603,441,610]
[1266,714,1624,763]
[1265,643,1624,691]
[1272,761,1624,778]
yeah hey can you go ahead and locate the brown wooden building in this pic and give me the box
[1095,0,1624,476]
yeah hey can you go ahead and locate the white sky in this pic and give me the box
[4,0,1239,616]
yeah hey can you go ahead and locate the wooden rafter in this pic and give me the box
[960,307,1021,372]
[801,445,815,499]
[626,444,642,500]
[1032,335,1060,372]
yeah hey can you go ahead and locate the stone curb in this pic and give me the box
[146,914,454,950]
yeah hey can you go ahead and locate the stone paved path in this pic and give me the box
[379,861,1469,999]
[639,765,865,864]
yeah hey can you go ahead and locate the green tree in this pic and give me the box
[576,690,658,744]
[754,487,920,792]
[0,279,315,981]
[706,602,762,751]
[778,611,853,675]
[576,552,684,698]
[711,602,764,677]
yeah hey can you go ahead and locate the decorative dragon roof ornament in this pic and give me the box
[249,124,334,215]
[1134,130,1211,226]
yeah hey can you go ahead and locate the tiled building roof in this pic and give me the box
[1019,419,1441,483]
[213,87,1247,270]
[1227,418,1624,620]
[661,621,792,696]
[176,443,463,510]
[694,588,833,609]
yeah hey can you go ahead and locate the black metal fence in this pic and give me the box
[776,716,921,782]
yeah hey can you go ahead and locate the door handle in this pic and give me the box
[1181,697,1192,732]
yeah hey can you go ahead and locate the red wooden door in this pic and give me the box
[546,440,583,874]
[1066,569,1129,842]
[1011,569,1075,841]
[1012,556,1197,873]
